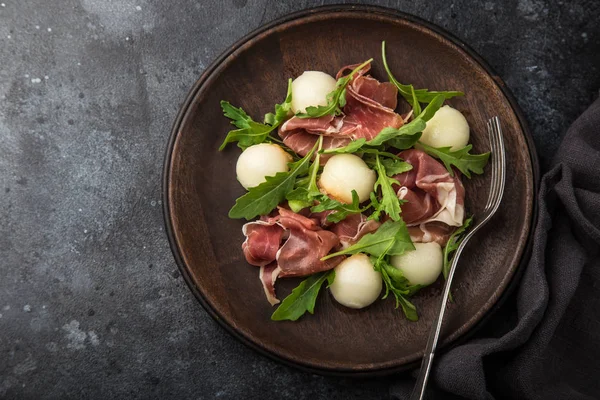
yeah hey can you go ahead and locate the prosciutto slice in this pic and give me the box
[330,213,381,249]
[259,263,281,305]
[241,220,285,267]
[393,149,465,230]
[276,208,344,277]
[338,64,404,140]
[408,223,455,246]
[278,63,404,156]
[279,130,351,159]
[242,208,345,304]
[280,114,346,135]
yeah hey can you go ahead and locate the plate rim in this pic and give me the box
[162,4,540,376]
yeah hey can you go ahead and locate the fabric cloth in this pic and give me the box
[391,97,600,399]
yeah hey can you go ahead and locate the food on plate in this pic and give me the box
[236,143,293,189]
[329,254,382,309]
[390,242,443,286]
[318,154,376,203]
[419,105,470,150]
[218,41,490,321]
[291,71,338,114]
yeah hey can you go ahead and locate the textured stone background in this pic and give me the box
[1,0,598,399]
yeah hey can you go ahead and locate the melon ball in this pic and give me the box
[318,154,376,203]
[420,105,470,150]
[330,254,382,309]
[236,144,292,189]
[390,242,443,286]
[291,71,337,114]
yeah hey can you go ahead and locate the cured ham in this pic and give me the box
[338,64,404,140]
[393,149,465,242]
[279,64,404,156]
[241,220,284,267]
[279,130,351,159]
[276,208,344,277]
[307,209,337,228]
[280,114,346,135]
[259,263,281,305]
[330,213,381,249]
[408,223,455,246]
[242,208,344,304]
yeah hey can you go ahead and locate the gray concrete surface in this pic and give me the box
[1,0,598,399]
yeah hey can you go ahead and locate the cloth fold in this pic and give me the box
[391,97,600,399]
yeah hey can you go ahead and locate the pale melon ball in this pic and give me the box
[236,144,292,189]
[390,242,443,286]
[330,254,382,309]
[318,154,376,203]
[420,105,470,150]
[291,71,337,114]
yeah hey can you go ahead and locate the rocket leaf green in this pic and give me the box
[271,271,335,321]
[418,143,490,178]
[322,220,414,260]
[229,141,317,220]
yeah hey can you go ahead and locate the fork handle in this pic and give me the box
[410,353,435,400]
[409,226,479,400]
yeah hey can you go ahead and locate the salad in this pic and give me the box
[218,42,489,322]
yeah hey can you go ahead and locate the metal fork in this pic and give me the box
[409,117,506,400]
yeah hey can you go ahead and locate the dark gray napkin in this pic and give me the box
[391,97,600,400]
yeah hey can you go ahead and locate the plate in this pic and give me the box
[163,5,538,375]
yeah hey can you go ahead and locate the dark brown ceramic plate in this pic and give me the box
[163,5,538,375]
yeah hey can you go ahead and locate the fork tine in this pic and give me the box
[484,121,492,209]
[492,117,506,210]
[487,117,505,214]
[490,119,501,208]
[485,119,497,211]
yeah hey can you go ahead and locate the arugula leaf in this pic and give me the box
[372,257,420,321]
[219,81,293,150]
[418,142,490,178]
[381,41,463,111]
[368,120,426,147]
[310,191,364,223]
[229,142,317,220]
[306,136,323,196]
[409,85,422,116]
[326,271,336,287]
[360,148,401,159]
[320,138,367,155]
[296,59,373,118]
[285,136,324,212]
[264,78,293,125]
[221,101,254,128]
[271,271,334,321]
[322,220,414,260]
[373,154,402,221]
[417,94,446,122]
[443,216,473,279]
[396,294,419,321]
[379,157,413,176]
[293,175,311,188]
[368,192,383,222]
[382,261,424,296]
[218,123,273,151]
[371,94,445,147]
[285,187,313,213]
[219,101,274,151]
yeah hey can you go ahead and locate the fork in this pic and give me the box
[409,117,506,400]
